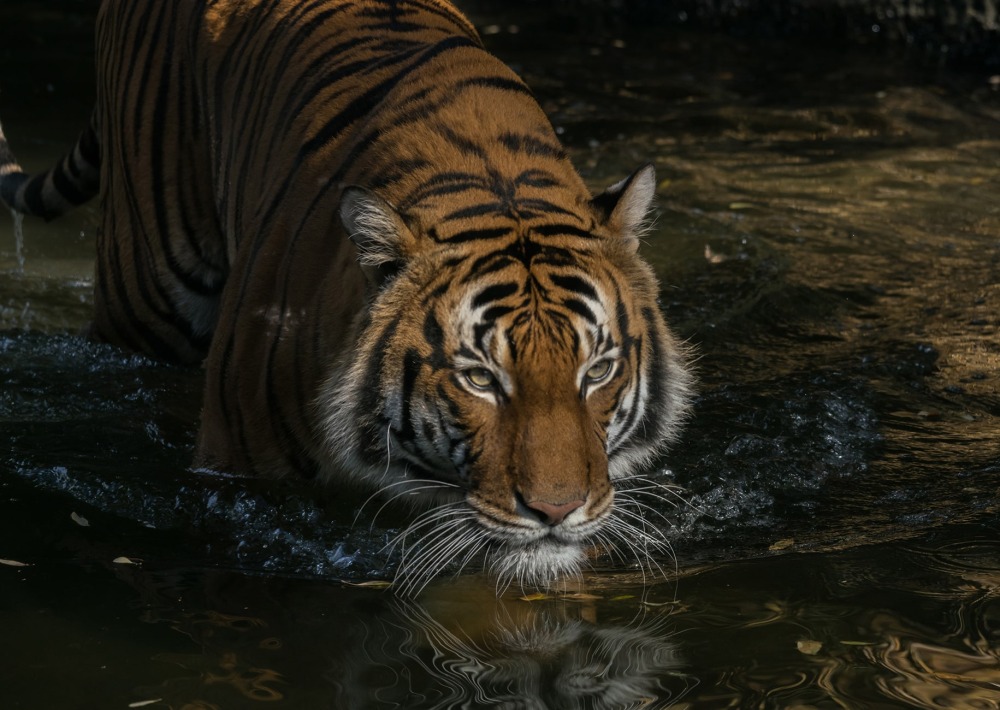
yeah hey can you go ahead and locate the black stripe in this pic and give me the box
[435,226,510,244]
[20,177,53,219]
[78,120,101,167]
[550,273,599,301]
[640,308,666,437]
[442,202,501,222]
[51,165,92,206]
[265,316,318,478]
[563,298,597,324]
[454,75,533,97]
[482,305,515,322]
[472,323,492,355]
[516,198,579,220]
[534,223,596,240]
[515,168,561,188]
[617,298,632,344]
[279,38,378,129]
[399,348,423,442]
[610,340,650,456]
[423,311,447,368]
[464,252,513,280]
[358,318,398,463]
[498,131,566,160]
[94,216,145,355]
[299,35,479,158]
[368,157,432,191]
[434,121,490,160]
[473,282,518,308]
[61,151,82,181]
[401,169,483,208]
[104,211,190,361]
[506,331,519,363]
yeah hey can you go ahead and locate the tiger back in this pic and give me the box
[0,0,694,592]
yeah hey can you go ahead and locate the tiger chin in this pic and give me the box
[0,0,693,595]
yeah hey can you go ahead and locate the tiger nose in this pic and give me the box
[521,497,586,526]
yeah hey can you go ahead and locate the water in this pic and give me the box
[2,1,1000,707]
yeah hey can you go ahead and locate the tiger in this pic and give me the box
[0,0,694,593]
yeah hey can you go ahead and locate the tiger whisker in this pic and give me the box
[353,473,461,530]
[608,505,675,554]
[397,513,472,563]
[383,502,472,559]
[362,481,462,532]
[393,508,474,572]
[602,513,675,568]
[396,542,455,597]
[396,521,482,597]
[601,516,673,584]
[614,493,681,535]
[623,476,705,515]
[591,528,631,568]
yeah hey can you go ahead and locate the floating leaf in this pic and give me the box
[343,580,392,589]
[560,592,601,601]
[519,592,549,602]
[113,556,138,565]
[704,245,728,264]
[128,700,163,708]
[70,512,90,527]
[769,538,795,551]
[797,639,823,655]
[0,559,29,567]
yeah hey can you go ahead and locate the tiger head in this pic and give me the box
[318,165,693,594]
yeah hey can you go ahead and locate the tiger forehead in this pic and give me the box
[451,264,613,359]
[461,258,608,316]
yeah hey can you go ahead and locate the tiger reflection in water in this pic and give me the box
[126,569,691,709]
[330,586,692,709]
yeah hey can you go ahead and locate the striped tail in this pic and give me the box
[0,113,101,219]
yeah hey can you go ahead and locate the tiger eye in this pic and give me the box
[465,368,495,390]
[585,360,614,382]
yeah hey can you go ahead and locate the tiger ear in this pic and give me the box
[590,163,656,251]
[339,186,417,286]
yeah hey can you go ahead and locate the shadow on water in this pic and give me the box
[2,1,1000,707]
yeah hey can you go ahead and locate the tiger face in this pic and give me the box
[319,165,693,593]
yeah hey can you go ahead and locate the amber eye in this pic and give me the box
[465,368,496,390]
[585,360,615,383]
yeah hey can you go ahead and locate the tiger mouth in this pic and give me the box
[466,497,609,546]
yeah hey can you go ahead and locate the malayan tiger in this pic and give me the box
[0,0,694,593]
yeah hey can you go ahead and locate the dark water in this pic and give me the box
[2,1,1000,708]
